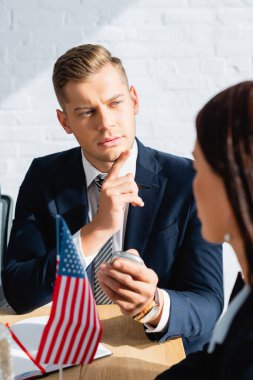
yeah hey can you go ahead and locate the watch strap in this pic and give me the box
[133,288,160,324]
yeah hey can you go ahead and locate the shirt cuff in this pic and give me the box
[72,229,97,269]
[145,289,170,333]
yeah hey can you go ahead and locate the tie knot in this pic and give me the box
[94,174,106,192]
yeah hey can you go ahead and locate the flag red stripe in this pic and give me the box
[72,290,91,363]
[74,280,94,363]
[45,276,71,362]
[66,277,90,363]
[54,278,79,363]
[80,288,97,363]
[86,319,102,364]
[81,286,102,364]
[69,282,89,363]
[63,279,86,363]
[87,302,102,362]
[36,275,61,363]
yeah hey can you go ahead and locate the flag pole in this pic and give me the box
[59,365,63,380]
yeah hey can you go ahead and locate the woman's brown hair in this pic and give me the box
[196,81,253,283]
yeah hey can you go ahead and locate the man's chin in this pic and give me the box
[101,148,126,163]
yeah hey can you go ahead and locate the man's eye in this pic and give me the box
[110,101,122,107]
[79,110,93,117]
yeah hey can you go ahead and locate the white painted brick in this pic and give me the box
[112,42,158,59]
[13,9,65,28]
[64,8,99,25]
[0,177,24,200]
[2,0,37,11]
[0,161,7,175]
[226,57,252,74]
[7,158,32,174]
[200,58,225,74]
[7,127,43,142]
[137,0,188,7]
[1,93,31,111]
[240,26,253,40]
[164,75,207,91]
[0,6,11,30]
[19,142,77,158]
[160,42,215,58]
[0,62,12,79]
[0,143,19,157]
[17,44,56,62]
[175,59,200,74]
[216,25,241,40]
[0,79,13,101]
[113,9,164,26]
[217,41,253,56]
[38,0,81,10]
[189,0,221,6]
[163,10,215,24]
[33,28,83,48]
[0,29,32,49]
[123,59,149,78]
[0,113,19,127]
[146,59,175,77]
[207,75,248,90]
[0,129,13,142]
[95,26,125,42]
[43,128,75,142]
[222,0,252,6]
[152,106,196,124]
[217,9,253,24]
[10,61,37,78]
[186,25,214,43]
[184,90,213,110]
[137,26,186,42]
[16,111,56,127]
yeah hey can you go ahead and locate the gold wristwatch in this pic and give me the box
[133,288,160,324]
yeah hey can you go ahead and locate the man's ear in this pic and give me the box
[56,109,72,134]
[129,85,139,115]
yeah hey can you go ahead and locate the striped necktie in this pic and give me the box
[93,174,113,304]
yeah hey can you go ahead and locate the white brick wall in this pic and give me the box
[1,0,249,304]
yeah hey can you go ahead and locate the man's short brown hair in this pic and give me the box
[52,44,129,107]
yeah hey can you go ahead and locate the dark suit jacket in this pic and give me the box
[3,139,223,354]
[156,288,253,380]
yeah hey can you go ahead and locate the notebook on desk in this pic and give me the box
[8,316,112,380]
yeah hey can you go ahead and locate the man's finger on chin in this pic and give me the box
[106,150,131,180]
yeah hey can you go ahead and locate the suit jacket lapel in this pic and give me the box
[54,147,89,234]
[124,140,168,257]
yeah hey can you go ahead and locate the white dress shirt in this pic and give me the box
[208,284,250,353]
[72,140,170,332]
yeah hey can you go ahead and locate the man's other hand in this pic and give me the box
[97,249,163,326]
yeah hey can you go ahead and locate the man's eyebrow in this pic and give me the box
[107,93,124,102]
[74,94,125,112]
[74,105,92,112]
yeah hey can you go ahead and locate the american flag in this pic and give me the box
[36,215,102,365]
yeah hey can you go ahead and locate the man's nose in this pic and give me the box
[96,108,115,131]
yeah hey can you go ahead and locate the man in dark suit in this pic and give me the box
[3,44,223,355]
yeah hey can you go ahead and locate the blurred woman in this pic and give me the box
[156,81,253,379]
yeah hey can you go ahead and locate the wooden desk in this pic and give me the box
[0,305,185,380]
